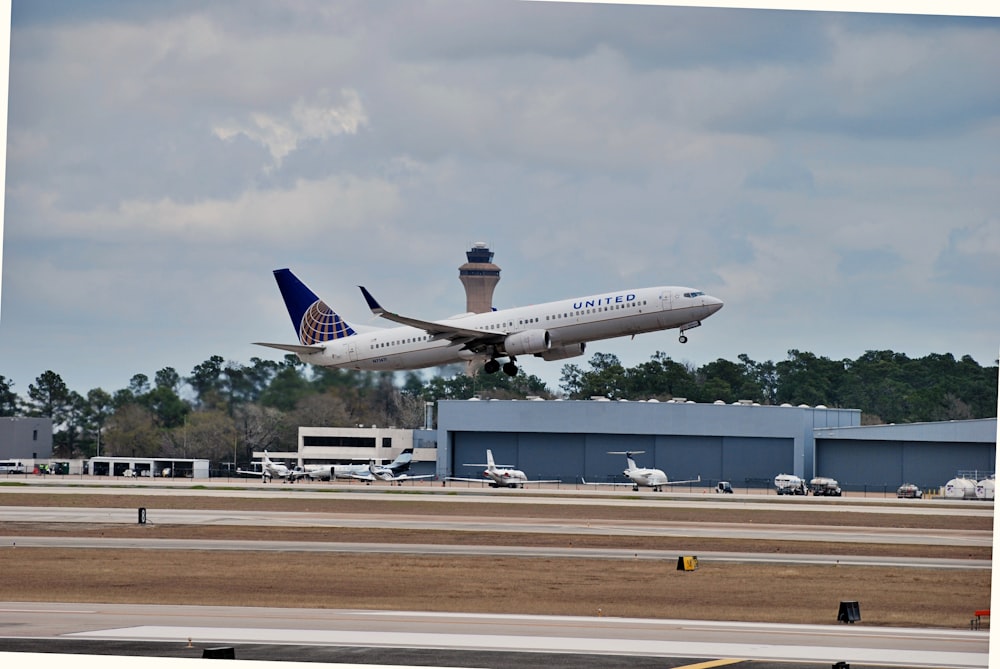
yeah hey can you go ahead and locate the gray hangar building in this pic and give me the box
[435,399,996,491]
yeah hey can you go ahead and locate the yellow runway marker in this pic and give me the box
[673,660,745,669]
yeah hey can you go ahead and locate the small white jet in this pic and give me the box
[447,449,561,489]
[237,451,293,483]
[584,451,700,492]
[288,449,428,484]
[254,268,723,377]
[349,456,436,485]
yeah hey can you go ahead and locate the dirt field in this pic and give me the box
[0,489,991,629]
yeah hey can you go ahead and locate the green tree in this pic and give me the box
[26,370,72,421]
[623,352,696,400]
[696,358,762,404]
[739,354,778,405]
[145,385,190,429]
[0,376,19,416]
[774,350,847,407]
[154,367,181,392]
[80,388,114,457]
[128,373,151,397]
[260,360,313,412]
[187,355,225,410]
[558,353,626,399]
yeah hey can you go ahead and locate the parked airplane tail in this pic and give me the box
[609,450,644,472]
[389,448,414,471]
[273,268,357,345]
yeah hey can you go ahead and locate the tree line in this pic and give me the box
[1,349,995,462]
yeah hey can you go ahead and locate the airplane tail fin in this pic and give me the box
[273,269,357,345]
[486,449,495,470]
[389,448,414,471]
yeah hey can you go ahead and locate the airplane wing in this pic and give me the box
[350,472,434,483]
[358,287,505,349]
[667,475,702,485]
[446,476,491,483]
[253,342,326,354]
[581,478,635,487]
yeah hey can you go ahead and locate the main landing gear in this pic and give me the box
[484,357,519,376]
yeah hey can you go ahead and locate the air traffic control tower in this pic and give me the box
[459,242,501,314]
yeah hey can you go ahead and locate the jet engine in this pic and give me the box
[504,329,551,356]
[536,342,586,361]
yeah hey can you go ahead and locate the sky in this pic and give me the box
[1,1,999,401]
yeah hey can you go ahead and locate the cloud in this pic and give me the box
[8,173,400,251]
[213,89,368,167]
[936,218,1000,286]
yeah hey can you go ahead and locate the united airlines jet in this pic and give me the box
[254,268,723,376]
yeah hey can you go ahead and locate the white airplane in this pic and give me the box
[349,453,437,485]
[584,451,700,492]
[288,449,425,483]
[254,268,723,376]
[447,449,561,489]
[236,451,293,483]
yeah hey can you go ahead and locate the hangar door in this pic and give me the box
[817,439,996,490]
[450,432,585,483]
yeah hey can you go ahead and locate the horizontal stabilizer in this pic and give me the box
[253,342,326,355]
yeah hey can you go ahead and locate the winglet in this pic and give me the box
[358,286,384,316]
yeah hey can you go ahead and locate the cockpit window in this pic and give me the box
[683,291,704,298]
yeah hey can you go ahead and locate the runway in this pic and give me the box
[2,535,990,570]
[7,478,995,519]
[0,602,990,669]
[2,502,993,546]
[0,480,992,668]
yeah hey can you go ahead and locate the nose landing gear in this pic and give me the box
[678,320,702,344]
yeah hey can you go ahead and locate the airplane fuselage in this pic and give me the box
[295,286,721,371]
[627,468,669,488]
[485,468,528,488]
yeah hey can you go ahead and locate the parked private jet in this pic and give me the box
[349,465,435,485]
[584,451,700,492]
[447,449,560,488]
[236,451,293,483]
[254,268,723,376]
[288,449,423,483]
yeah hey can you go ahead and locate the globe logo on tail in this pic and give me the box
[299,300,356,344]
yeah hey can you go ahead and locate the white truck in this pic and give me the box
[774,473,807,495]
[809,476,843,496]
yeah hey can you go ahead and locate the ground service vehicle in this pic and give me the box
[0,460,26,474]
[896,483,923,499]
[774,473,806,495]
[809,476,843,496]
[716,481,733,493]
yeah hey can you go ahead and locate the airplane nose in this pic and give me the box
[705,296,724,314]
